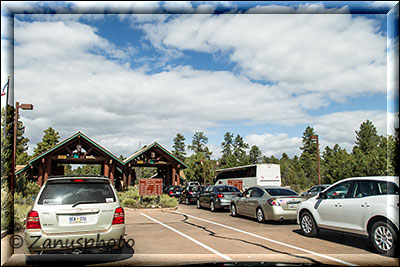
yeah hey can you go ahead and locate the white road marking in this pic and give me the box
[174,211,358,266]
[140,212,232,261]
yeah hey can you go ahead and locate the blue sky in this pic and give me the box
[1,1,399,159]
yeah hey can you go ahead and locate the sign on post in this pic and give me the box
[228,179,243,191]
[139,178,163,196]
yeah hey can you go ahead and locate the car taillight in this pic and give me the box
[112,207,124,225]
[169,191,173,195]
[188,191,193,194]
[217,193,224,198]
[267,198,281,206]
[26,210,41,229]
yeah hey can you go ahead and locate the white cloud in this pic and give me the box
[139,12,387,102]
[245,133,302,158]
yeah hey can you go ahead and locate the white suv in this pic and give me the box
[297,176,399,256]
[24,176,126,255]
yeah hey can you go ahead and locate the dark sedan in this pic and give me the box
[164,185,182,198]
[197,185,240,212]
[179,185,201,205]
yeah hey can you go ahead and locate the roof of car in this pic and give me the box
[46,175,110,181]
[335,176,399,184]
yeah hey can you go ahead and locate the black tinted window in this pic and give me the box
[377,181,399,195]
[38,182,116,205]
[265,188,298,196]
[250,188,264,198]
[215,186,240,193]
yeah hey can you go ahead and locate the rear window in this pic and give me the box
[265,188,298,196]
[38,182,116,205]
[188,186,200,192]
[377,181,399,195]
[215,186,240,193]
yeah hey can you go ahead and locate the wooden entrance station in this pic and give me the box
[16,131,187,190]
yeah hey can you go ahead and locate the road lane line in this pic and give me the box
[174,211,358,266]
[140,212,232,261]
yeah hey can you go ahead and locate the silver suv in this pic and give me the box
[24,176,126,254]
[297,176,399,256]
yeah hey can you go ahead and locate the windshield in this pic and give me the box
[38,182,116,205]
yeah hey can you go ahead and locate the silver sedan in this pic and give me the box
[230,186,304,223]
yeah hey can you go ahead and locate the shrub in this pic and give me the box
[118,186,177,208]
[14,204,31,231]
[1,181,12,231]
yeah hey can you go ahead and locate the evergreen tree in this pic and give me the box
[279,153,291,186]
[187,132,211,158]
[299,126,319,185]
[249,145,263,164]
[1,105,31,177]
[33,127,60,157]
[172,133,186,161]
[233,134,250,165]
[354,120,379,154]
[322,144,354,184]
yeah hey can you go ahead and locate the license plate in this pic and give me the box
[69,216,87,224]
[288,203,299,209]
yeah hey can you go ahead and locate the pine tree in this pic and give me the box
[299,126,318,186]
[33,127,60,157]
[249,145,263,164]
[1,105,31,177]
[187,132,211,158]
[172,133,186,161]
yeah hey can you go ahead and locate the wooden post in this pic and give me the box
[104,159,110,178]
[38,159,44,186]
[127,163,132,188]
[110,160,115,185]
[172,167,176,185]
[44,159,51,183]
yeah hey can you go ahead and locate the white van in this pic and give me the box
[214,164,281,191]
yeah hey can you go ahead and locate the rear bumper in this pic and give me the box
[264,206,297,221]
[215,199,231,208]
[24,225,126,254]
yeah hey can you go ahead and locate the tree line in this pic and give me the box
[2,105,399,193]
[171,120,399,192]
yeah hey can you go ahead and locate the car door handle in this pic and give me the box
[361,203,370,208]
[334,203,342,207]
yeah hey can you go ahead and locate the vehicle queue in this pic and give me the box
[169,164,399,257]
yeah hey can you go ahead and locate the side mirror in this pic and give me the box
[318,192,327,199]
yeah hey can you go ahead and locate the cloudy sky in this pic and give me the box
[1,1,399,160]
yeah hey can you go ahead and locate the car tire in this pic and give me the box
[370,220,398,256]
[210,201,216,212]
[230,204,237,217]
[185,198,190,205]
[197,199,201,209]
[300,211,318,237]
[256,207,265,223]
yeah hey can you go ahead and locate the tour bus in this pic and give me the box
[214,164,281,191]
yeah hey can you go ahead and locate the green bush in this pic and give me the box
[1,181,12,231]
[118,186,177,208]
[160,194,178,208]
[14,204,31,231]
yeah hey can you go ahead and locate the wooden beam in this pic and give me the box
[44,159,51,183]
[104,160,110,178]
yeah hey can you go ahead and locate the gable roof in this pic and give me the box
[16,131,123,175]
[124,141,188,169]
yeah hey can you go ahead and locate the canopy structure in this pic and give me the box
[123,142,188,188]
[16,132,187,190]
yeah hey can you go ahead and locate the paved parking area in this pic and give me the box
[2,204,399,266]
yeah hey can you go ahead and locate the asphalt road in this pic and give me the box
[3,203,399,266]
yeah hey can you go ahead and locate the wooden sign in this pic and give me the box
[228,179,243,191]
[139,178,162,196]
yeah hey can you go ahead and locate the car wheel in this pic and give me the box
[300,211,318,237]
[185,198,190,205]
[210,201,216,212]
[197,199,201,209]
[230,204,237,217]
[370,221,397,256]
[256,208,265,223]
